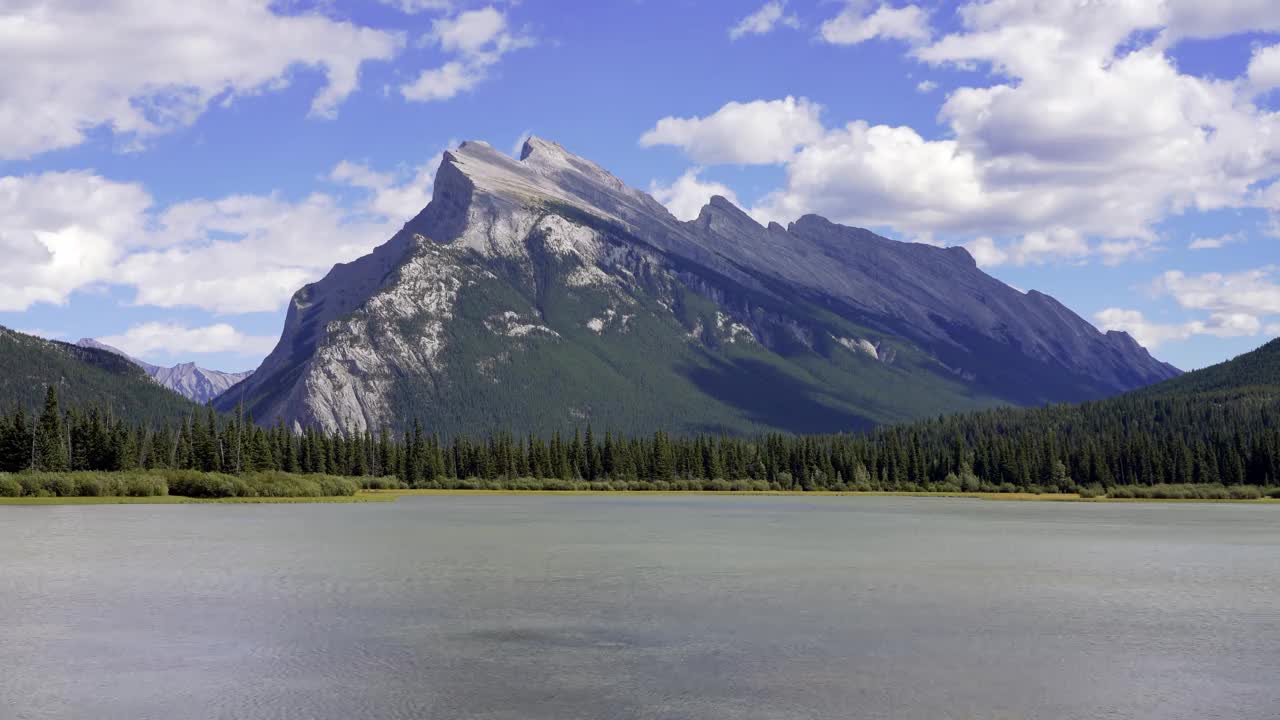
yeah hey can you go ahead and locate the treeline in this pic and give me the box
[3,383,1279,493]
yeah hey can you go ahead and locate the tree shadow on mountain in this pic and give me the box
[682,355,873,434]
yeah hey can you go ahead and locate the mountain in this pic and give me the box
[0,327,197,423]
[216,137,1178,436]
[77,339,252,404]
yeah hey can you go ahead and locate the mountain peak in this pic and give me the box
[74,338,252,404]
[519,135,570,162]
[694,195,763,237]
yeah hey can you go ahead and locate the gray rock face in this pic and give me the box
[77,339,252,405]
[216,137,1179,435]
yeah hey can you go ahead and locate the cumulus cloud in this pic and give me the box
[99,323,277,359]
[1188,233,1242,250]
[1094,308,1263,348]
[961,229,1090,267]
[378,0,452,14]
[1152,269,1280,317]
[915,80,938,93]
[649,170,741,222]
[647,2,1280,264]
[329,155,441,220]
[729,1,801,40]
[963,237,1005,267]
[401,6,533,102]
[0,172,151,311]
[1248,43,1280,94]
[640,96,824,165]
[0,152,440,314]
[820,2,931,46]
[1096,266,1280,348]
[0,0,403,160]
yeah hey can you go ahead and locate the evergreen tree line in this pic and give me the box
[3,384,1279,494]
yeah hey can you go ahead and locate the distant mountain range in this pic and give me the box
[0,327,196,423]
[77,339,252,405]
[212,137,1178,436]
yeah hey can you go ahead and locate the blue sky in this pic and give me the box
[2,0,1279,372]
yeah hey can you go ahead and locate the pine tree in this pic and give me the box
[35,386,68,471]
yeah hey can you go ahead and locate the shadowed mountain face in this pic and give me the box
[216,137,1179,436]
[77,339,252,405]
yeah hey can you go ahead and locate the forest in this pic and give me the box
[3,356,1279,499]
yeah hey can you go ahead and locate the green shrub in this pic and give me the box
[163,470,246,498]
[1228,485,1263,500]
[361,476,405,490]
[0,475,21,497]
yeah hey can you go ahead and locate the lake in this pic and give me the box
[2,495,1277,719]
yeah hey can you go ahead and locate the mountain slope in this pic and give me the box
[860,335,1280,490]
[78,339,253,404]
[1138,337,1280,395]
[217,137,1178,435]
[0,327,198,423]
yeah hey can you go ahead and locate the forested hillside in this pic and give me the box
[860,338,1280,491]
[3,338,1277,493]
[0,327,197,425]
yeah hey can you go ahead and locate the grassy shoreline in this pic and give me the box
[367,489,1280,503]
[5,488,1278,506]
[0,494,396,505]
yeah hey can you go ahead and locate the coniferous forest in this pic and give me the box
[2,336,1278,499]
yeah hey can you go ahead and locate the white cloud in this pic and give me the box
[820,2,931,46]
[640,96,824,165]
[0,0,403,160]
[1187,233,1242,250]
[729,1,801,40]
[401,61,487,102]
[1153,269,1280,316]
[1094,308,1263,349]
[959,228,1088,267]
[645,2,1280,264]
[1248,43,1280,94]
[1161,1,1280,41]
[431,6,508,54]
[379,0,452,14]
[0,151,439,314]
[915,80,938,93]
[329,155,441,220]
[1094,266,1280,349]
[963,237,1006,267]
[0,172,151,311]
[400,6,532,102]
[100,323,277,358]
[650,169,741,222]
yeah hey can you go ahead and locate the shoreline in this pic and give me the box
[0,494,397,506]
[5,490,1277,506]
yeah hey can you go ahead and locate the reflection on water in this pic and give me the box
[2,495,1278,719]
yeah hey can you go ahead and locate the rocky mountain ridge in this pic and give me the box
[77,339,252,405]
[216,137,1178,435]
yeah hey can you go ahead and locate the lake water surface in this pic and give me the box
[2,495,1278,719]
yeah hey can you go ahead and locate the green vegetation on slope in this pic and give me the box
[5,334,1280,498]
[0,326,196,425]
[380,216,1003,437]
